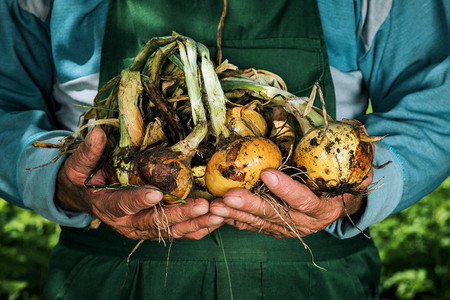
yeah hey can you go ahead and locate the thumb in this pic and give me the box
[102,187,163,217]
[69,127,107,176]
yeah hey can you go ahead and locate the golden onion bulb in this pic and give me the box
[226,106,268,137]
[205,136,282,196]
[292,120,374,195]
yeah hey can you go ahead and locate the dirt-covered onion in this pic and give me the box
[292,119,380,196]
[221,80,385,198]
[137,145,194,203]
[205,136,282,196]
[197,43,282,197]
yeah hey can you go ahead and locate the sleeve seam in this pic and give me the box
[378,140,405,180]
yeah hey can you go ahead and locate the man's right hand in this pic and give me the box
[54,127,224,240]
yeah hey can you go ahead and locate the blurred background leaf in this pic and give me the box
[0,201,59,300]
[0,178,448,299]
[371,177,450,300]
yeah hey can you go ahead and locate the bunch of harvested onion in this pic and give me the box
[31,33,383,212]
[219,77,384,198]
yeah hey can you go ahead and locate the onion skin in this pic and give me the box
[292,120,374,196]
[226,107,268,137]
[117,70,145,147]
[270,120,295,153]
[205,136,282,197]
[137,145,193,204]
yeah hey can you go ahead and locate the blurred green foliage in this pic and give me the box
[0,178,448,299]
[371,177,450,300]
[0,201,59,300]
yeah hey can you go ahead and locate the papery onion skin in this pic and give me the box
[292,120,374,196]
[226,107,268,137]
[270,120,295,153]
[205,136,282,197]
[137,145,193,204]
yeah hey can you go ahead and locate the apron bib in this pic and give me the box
[45,1,380,299]
[99,0,336,116]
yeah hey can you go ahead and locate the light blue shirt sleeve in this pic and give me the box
[0,0,93,227]
[324,1,450,238]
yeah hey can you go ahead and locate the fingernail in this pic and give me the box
[261,171,279,188]
[223,196,243,208]
[145,190,163,205]
[208,215,224,225]
[192,204,208,216]
[210,206,229,217]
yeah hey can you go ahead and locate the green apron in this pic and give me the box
[45,1,380,299]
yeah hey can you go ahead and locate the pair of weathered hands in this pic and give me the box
[55,127,371,240]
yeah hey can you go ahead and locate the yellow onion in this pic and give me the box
[226,106,267,137]
[199,44,282,197]
[293,119,380,196]
[205,136,282,196]
[137,145,193,203]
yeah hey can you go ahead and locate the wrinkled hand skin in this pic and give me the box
[55,127,224,240]
[210,168,372,239]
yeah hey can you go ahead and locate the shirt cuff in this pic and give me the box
[16,131,93,228]
[325,141,404,239]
